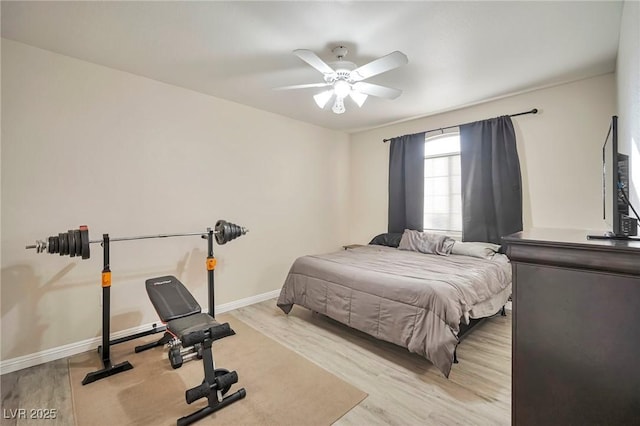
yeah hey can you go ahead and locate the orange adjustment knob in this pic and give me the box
[101,271,112,288]
[207,258,217,271]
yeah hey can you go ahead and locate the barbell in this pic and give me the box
[25,220,248,260]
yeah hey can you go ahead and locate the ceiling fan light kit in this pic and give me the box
[349,91,368,107]
[279,46,408,114]
[313,90,333,108]
[332,96,346,114]
[333,80,351,98]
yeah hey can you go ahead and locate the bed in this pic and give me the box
[276,235,512,377]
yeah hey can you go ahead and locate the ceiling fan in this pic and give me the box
[277,46,408,114]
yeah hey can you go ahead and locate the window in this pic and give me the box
[424,133,462,232]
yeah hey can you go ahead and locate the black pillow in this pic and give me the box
[368,232,403,248]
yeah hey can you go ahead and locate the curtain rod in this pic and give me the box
[382,108,538,143]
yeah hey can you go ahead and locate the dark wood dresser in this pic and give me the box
[502,229,640,425]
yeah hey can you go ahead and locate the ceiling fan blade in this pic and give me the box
[274,82,332,91]
[350,51,408,81]
[293,49,335,75]
[352,82,402,99]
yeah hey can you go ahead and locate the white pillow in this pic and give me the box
[451,241,500,260]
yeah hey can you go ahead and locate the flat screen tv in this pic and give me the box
[598,115,637,238]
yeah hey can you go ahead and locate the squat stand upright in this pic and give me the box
[82,234,134,385]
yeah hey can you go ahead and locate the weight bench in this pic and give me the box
[145,275,246,426]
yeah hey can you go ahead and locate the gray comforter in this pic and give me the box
[277,245,512,377]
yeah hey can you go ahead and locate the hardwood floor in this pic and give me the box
[233,300,511,426]
[1,299,511,425]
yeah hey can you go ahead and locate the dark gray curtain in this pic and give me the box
[388,133,425,232]
[460,116,522,244]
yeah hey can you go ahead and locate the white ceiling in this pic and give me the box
[1,1,624,133]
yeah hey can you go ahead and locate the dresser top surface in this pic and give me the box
[503,228,640,251]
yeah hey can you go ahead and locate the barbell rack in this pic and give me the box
[25,221,248,386]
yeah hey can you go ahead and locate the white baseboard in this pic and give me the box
[0,289,281,375]
[214,289,280,314]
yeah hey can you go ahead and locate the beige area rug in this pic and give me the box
[69,314,367,425]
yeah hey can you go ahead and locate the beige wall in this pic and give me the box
[0,28,626,364]
[0,39,350,361]
[616,0,640,208]
[348,74,616,244]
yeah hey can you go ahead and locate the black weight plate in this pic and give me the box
[73,229,82,257]
[52,236,59,254]
[70,230,77,256]
[59,233,68,256]
[215,220,226,245]
[68,230,76,258]
[63,232,70,256]
[48,237,54,254]
[80,226,90,260]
